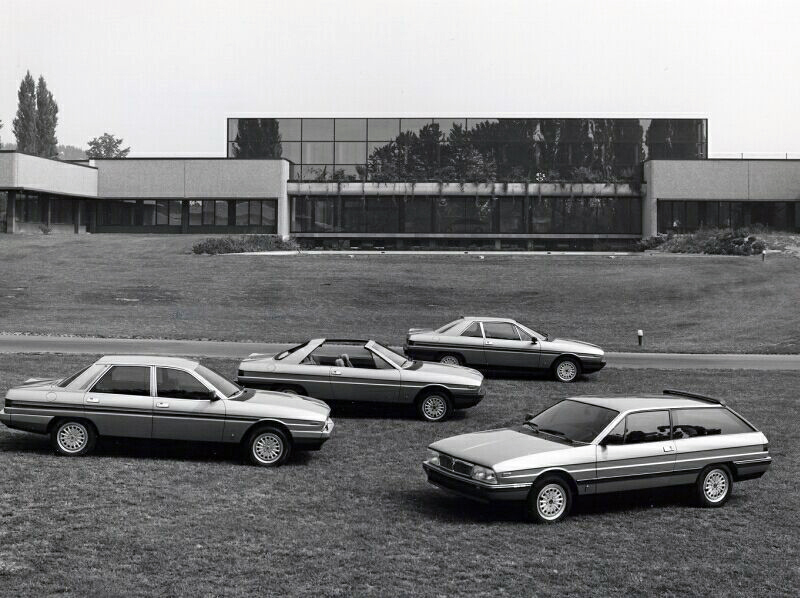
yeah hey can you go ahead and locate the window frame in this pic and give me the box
[460,321,485,338]
[89,365,154,397]
[155,366,219,401]
[482,321,522,341]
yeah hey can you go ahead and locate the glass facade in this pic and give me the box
[658,200,800,233]
[290,195,642,235]
[228,117,707,183]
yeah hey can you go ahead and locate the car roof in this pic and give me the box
[460,316,517,323]
[96,355,200,369]
[566,395,725,412]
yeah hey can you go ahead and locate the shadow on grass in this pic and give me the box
[403,485,718,524]
[325,401,471,422]
[0,430,315,467]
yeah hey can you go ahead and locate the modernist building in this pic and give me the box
[1,117,799,248]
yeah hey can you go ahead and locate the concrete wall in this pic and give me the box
[95,159,289,199]
[0,152,97,197]
[643,159,800,236]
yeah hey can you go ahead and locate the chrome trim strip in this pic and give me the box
[733,457,772,465]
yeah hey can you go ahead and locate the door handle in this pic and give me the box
[663,444,675,452]
[331,370,342,375]
[86,397,99,404]
[485,341,494,345]
[156,402,170,408]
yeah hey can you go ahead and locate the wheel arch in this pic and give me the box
[414,385,454,404]
[47,416,98,437]
[241,418,293,446]
[531,468,580,496]
[550,353,582,370]
[435,351,465,364]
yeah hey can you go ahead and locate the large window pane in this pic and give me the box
[170,201,182,226]
[313,196,336,232]
[341,197,365,232]
[236,200,249,226]
[281,141,301,163]
[365,196,400,233]
[215,200,229,226]
[188,200,202,226]
[499,197,525,233]
[156,200,169,225]
[276,118,301,141]
[202,200,215,225]
[433,119,466,135]
[249,200,261,226]
[531,197,554,233]
[335,142,366,164]
[302,142,334,163]
[261,200,276,230]
[51,199,74,224]
[404,197,433,233]
[400,119,432,135]
[142,200,156,226]
[464,197,493,233]
[302,119,334,140]
[227,118,238,141]
[335,119,367,140]
[302,165,334,181]
[367,119,399,141]
[333,164,364,181]
[436,197,466,233]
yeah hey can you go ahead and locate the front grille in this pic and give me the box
[438,454,473,477]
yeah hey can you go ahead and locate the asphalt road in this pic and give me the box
[0,335,798,370]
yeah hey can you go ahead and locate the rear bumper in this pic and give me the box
[423,462,530,502]
[733,456,772,481]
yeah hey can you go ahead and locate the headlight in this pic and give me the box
[470,465,497,484]
[426,449,440,466]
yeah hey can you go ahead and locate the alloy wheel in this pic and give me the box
[57,423,89,453]
[439,355,460,366]
[422,395,447,421]
[537,483,567,520]
[556,360,578,382]
[703,469,728,503]
[252,432,284,464]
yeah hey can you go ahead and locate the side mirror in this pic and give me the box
[530,338,537,344]
[208,390,220,401]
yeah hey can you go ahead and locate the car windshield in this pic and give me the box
[275,341,310,360]
[57,365,92,388]
[523,400,618,443]
[371,342,411,368]
[195,364,243,397]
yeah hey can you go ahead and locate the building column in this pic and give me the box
[277,161,291,239]
[642,162,657,238]
[7,191,16,233]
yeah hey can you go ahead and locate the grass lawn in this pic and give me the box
[0,234,798,353]
[1,354,798,596]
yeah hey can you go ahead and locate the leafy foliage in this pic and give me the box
[641,229,768,255]
[12,72,38,155]
[35,76,59,159]
[191,235,299,255]
[86,133,130,159]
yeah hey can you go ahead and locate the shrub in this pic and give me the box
[636,233,671,251]
[39,224,52,235]
[653,228,767,255]
[192,235,300,255]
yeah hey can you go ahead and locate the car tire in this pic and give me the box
[50,419,97,457]
[247,426,291,467]
[438,354,463,366]
[552,356,581,383]
[276,386,302,395]
[416,391,453,422]
[526,476,573,524]
[695,464,732,508]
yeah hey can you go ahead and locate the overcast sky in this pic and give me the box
[2,0,798,157]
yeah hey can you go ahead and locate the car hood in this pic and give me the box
[230,389,330,421]
[544,338,604,356]
[430,428,571,468]
[408,361,483,384]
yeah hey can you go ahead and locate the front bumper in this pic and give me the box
[581,357,606,373]
[0,408,10,426]
[423,462,530,503]
[452,386,485,409]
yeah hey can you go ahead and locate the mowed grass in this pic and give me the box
[1,354,798,597]
[0,234,798,353]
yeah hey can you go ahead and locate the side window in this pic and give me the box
[461,322,483,338]
[515,326,532,342]
[483,322,520,340]
[91,366,151,397]
[157,368,213,400]
[673,408,754,438]
[624,411,671,444]
[603,419,626,445]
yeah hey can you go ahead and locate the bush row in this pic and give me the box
[192,235,300,255]
[638,228,767,255]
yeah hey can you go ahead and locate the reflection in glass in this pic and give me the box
[188,200,202,226]
[276,119,302,141]
[400,119,432,134]
[227,119,239,141]
[302,142,334,163]
[281,142,301,163]
[216,200,229,226]
[404,196,433,233]
[498,197,525,233]
[301,119,334,140]
[142,200,156,226]
[335,142,366,164]
[367,119,400,140]
[365,196,400,233]
[202,200,215,225]
[335,119,367,140]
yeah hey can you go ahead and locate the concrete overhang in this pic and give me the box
[0,151,98,198]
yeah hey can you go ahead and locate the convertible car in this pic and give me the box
[0,355,334,466]
[405,316,605,382]
[424,389,771,523]
[237,339,485,422]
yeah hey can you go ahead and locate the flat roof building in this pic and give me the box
[1,116,798,249]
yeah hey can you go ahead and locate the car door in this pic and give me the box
[481,322,539,369]
[451,321,488,366]
[151,367,226,442]
[330,351,401,403]
[84,365,153,438]
[595,410,676,493]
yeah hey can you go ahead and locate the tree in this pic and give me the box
[35,76,59,158]
[13,71,37,155]
[232,118,282,158]
[86,133,130,158]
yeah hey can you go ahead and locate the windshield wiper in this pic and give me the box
[524,421,540,433]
